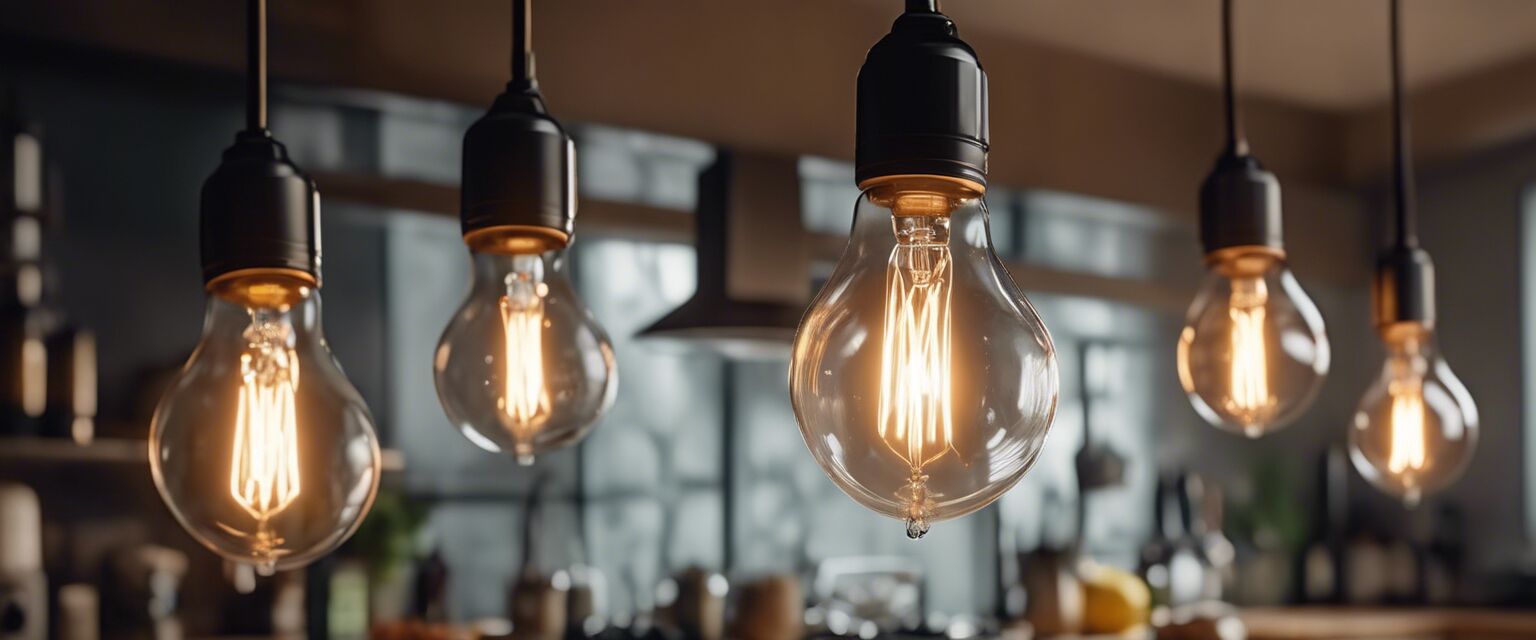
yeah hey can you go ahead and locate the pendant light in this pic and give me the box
[1348,0,1477,507]
[434,0,616,465]
[788,0,1058,539]
[149,0,382,575]
[1177,0,1330,438]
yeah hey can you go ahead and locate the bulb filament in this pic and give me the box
[877,216,954,538]
[499,257,551,465]
[1225,277,1276,432]
[1387,379,1427,475]
[228,312,302,571]
[1385,340,1429,494]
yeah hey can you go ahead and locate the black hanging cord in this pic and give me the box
[246,0,267,133]
[512,0,534,84]
[1221,0,1245,155]
[1389,0,1418,247]
[907,0,939,12]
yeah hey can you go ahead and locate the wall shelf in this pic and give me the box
[0,436,405,472]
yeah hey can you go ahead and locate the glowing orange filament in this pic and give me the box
[499,266,550,462]
[1224,277,1276,427]
[229,323,302,526]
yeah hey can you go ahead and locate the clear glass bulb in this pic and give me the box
[150,274,381,574]
[435,249,616,465]
[789,177,1059,539]
[1348,323,1477,506]
[1177,250,1329,437]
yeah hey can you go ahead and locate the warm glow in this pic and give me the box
[1387,378,1427,474]
[229,316,302,565]
[1224,277,1276,428]
[876,219,953,537]
[498,264,551,464]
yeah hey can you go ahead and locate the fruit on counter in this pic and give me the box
[1080,561,1152,634]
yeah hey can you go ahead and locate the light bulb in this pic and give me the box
[1177,249,1329,437]
[790,178,1059,538]
[435,250,616,464]
[151,274,381,574]
[1348,323,1477,506]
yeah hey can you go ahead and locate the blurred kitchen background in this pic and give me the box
[2,1,1536,638]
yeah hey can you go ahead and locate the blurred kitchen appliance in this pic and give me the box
[812,557,923,634]
[0,483,45,640]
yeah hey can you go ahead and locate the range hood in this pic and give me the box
[638,150,809,360]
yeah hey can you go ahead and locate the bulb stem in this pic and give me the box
[1389,0,1418,249]
[246,0,267,133]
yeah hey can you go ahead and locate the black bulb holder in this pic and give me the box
[459,80,575,254]
[1198,151,1284,258]
[855,1,988,191]
[1374,243,1434,331]
[199,130,320,287]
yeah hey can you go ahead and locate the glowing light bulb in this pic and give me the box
[1349,323,1477,506]
[151,275,381,574]
[790,178,1058,538]
[1177,250,1329,437]
[436,251,616,465]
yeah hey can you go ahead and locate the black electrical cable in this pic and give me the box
[246,0,267,133]
[1390,0,1418,248]
[512,0,533,84]
[1221,0,1245,155]
[906,0,939,13]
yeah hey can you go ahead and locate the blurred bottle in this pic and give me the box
[1138,477,1177,608]
[1343,524,1387,605]
[1174,473,1226,604]
[56,584,98,640]
[0,101,94,443]
[1298,447,1347,604]
[412,549,450,624]
[100,545,186,640]
[0,483,46,640]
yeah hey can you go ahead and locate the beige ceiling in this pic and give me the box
[892,0,1536,111]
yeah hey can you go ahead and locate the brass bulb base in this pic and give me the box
[207,267,315,309]
[862,175,984,218]
[464,225,570,256]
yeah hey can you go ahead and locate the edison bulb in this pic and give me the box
[1177,249,1329,437]
[151,274,381,574]
[1349,323,1477,506]
[790,178,1058,539]
[435,250,616,464]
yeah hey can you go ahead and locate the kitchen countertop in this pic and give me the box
[1240,607,1536,640]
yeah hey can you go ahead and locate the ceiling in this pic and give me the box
[888,0,1536,111]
